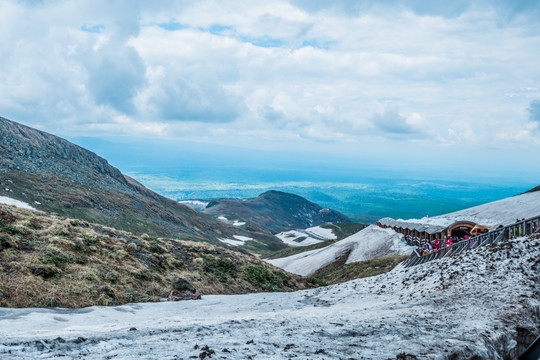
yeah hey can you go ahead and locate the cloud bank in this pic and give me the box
[0,0,539,165]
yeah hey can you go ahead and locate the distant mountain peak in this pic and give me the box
[203,190,350,234]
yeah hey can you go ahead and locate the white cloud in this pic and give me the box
[0,0,539,166]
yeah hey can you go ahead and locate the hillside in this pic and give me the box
[202,190,351,234]
[268,189,540,277]
[0,116,285,253]
[267,225,413,276]
[0,203,309,308]
[1,231,537,358]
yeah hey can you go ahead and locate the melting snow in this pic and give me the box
[0,196,36,211]
[305,225,337,240]
[178,200,209,210]
[268,225,412,276]
[216,216,245,227]
[0,235,537,359]
[276,230,325,247]
[219,235,253,246]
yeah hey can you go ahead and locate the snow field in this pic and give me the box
[268,225,412,276]
[1,235,538,359]
[400,190,540,228]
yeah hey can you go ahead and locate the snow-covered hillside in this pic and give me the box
[398,190,540,228]
[1,234,538,359]
[268,225,412,276]
[268,190,540,276]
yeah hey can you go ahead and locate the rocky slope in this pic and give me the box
[0,203,309,308]
[203,190,351,234]
[0,116,284,252]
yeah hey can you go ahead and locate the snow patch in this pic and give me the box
[216,215,245,227]
[275,230,324,247]
[178,200,209,210]
[219,235,253,246]
[268,225,412,276]
[0,196,36,211]
[305,225,337,240]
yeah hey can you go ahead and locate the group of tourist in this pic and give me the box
[406,235,471,257]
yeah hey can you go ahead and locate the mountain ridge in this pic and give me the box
[203,190,351,234]
[0,116,280,248]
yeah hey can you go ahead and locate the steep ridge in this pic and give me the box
[203,190,350,234]
[0,116,279,247]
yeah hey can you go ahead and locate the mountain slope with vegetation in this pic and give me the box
[0,203,309,308]
[0,116,285,253]
[203,190,351,234]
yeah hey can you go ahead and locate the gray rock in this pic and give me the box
[173,278,197,293]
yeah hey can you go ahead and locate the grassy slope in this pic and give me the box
[0,204,310,308]
[1,170,287,255]
[308,255,409,286]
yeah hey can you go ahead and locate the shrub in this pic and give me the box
[40,250,75,267]
[126,242,137,253]
[241,265,282,291]
[203,256,237,282]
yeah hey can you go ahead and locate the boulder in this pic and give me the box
[173,278,197,293]
[166,290,201,301]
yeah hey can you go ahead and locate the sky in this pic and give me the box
[1,0,540,180]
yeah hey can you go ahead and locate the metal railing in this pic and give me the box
[403,215,540,267]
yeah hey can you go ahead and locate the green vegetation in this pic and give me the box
[308,255,408,285]
[0,204,309,308]
[241,265,285,292]
[203,256,238,282]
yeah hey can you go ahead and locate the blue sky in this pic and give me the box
[1,0,540,180]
